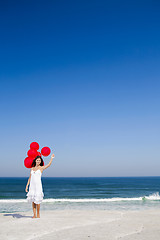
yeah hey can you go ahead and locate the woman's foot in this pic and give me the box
[32,215,36,218]
[37,214,40,218]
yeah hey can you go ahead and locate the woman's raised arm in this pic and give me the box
[42,154,55,171]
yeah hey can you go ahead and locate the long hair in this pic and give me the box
[31,156,44,167]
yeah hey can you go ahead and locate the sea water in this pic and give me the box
[0,177,160,213]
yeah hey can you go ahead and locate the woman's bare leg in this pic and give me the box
[37,204,40,218]
[32,202,36,218]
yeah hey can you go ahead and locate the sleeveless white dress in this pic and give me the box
[26,169,44,204]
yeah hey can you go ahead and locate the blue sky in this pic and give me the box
[0,0,160,177]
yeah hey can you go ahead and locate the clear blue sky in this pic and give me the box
[0,0,160,177]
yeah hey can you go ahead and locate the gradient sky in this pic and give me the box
[0,0,160,177]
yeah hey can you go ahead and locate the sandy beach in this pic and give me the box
[0,209,160,240]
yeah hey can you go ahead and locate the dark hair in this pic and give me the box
[31,156,44,167]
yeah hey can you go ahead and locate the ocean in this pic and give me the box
[0,177,160,213]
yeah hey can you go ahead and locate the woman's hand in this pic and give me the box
[51,154,55,159]
[25,186,28,193]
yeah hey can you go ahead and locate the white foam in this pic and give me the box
[144,192,160,200]
[0,192,160,203]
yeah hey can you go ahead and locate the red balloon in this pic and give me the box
[27,149,38,158]
[30,142,39,150]
[41,147,51,156]
[24,157,34,168]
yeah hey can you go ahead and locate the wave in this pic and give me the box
[0,192,160,203]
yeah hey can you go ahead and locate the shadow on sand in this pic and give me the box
[3,213,32,218]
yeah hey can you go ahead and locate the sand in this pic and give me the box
[0,209,160,240]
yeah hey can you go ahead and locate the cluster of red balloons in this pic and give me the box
[24,142,51,168]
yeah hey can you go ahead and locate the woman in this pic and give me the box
[25,153,55,218]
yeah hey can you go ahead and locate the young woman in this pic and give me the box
[25,153,55,218]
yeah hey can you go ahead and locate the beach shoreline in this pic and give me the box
[0,209,160,240]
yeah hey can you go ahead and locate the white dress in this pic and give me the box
[26,169,44,204]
